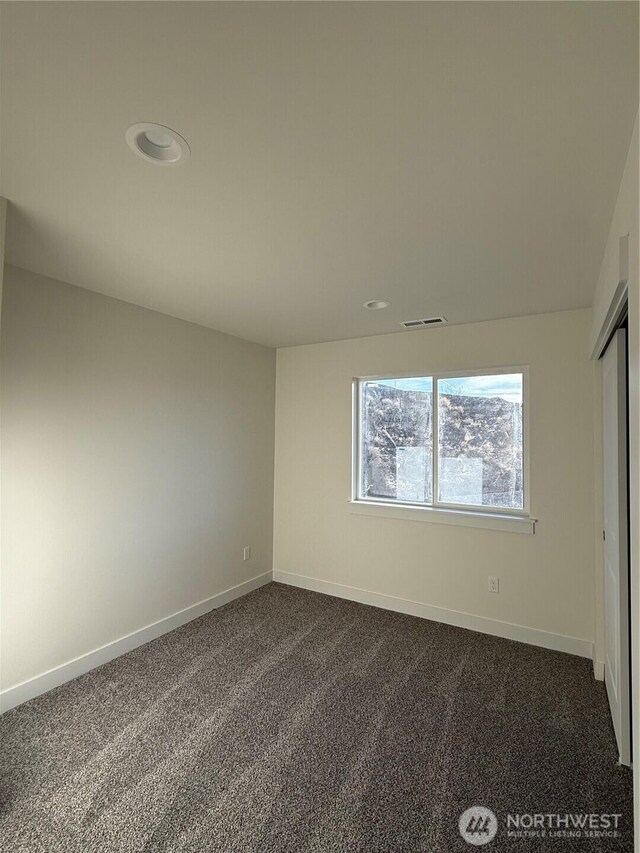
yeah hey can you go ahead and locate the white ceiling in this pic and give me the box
[1,2,638,348]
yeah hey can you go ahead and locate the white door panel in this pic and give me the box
[602,329,631,766]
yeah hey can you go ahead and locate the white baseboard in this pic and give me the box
[273,570,594,660]
[0,571,272,714]
[593,659,605,681]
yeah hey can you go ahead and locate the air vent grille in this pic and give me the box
[400,316,447,329]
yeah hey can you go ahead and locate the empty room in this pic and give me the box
[0,2,639,851]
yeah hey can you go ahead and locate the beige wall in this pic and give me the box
[1,265,276,691]
[590,115,639,848]
[0,200,6,312]
[274,308,597,646]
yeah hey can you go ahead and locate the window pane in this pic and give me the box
[360,377,433,503]
[437,373,523,509]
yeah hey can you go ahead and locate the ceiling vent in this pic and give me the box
[400,316,447,329]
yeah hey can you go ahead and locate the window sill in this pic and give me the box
[348,500,536,534]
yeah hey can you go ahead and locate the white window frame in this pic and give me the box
[351,365,535,533]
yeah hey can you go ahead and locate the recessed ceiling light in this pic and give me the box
[363,300,391,310]
[125,122,190,166]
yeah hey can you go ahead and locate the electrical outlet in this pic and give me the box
[488,575,500,593]
[243,545,251,562]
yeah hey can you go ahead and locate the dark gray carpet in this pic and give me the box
[0,582,633,852]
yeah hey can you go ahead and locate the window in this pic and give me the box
[356,369,526,515]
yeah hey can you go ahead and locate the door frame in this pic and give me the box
[593,269,633,767]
